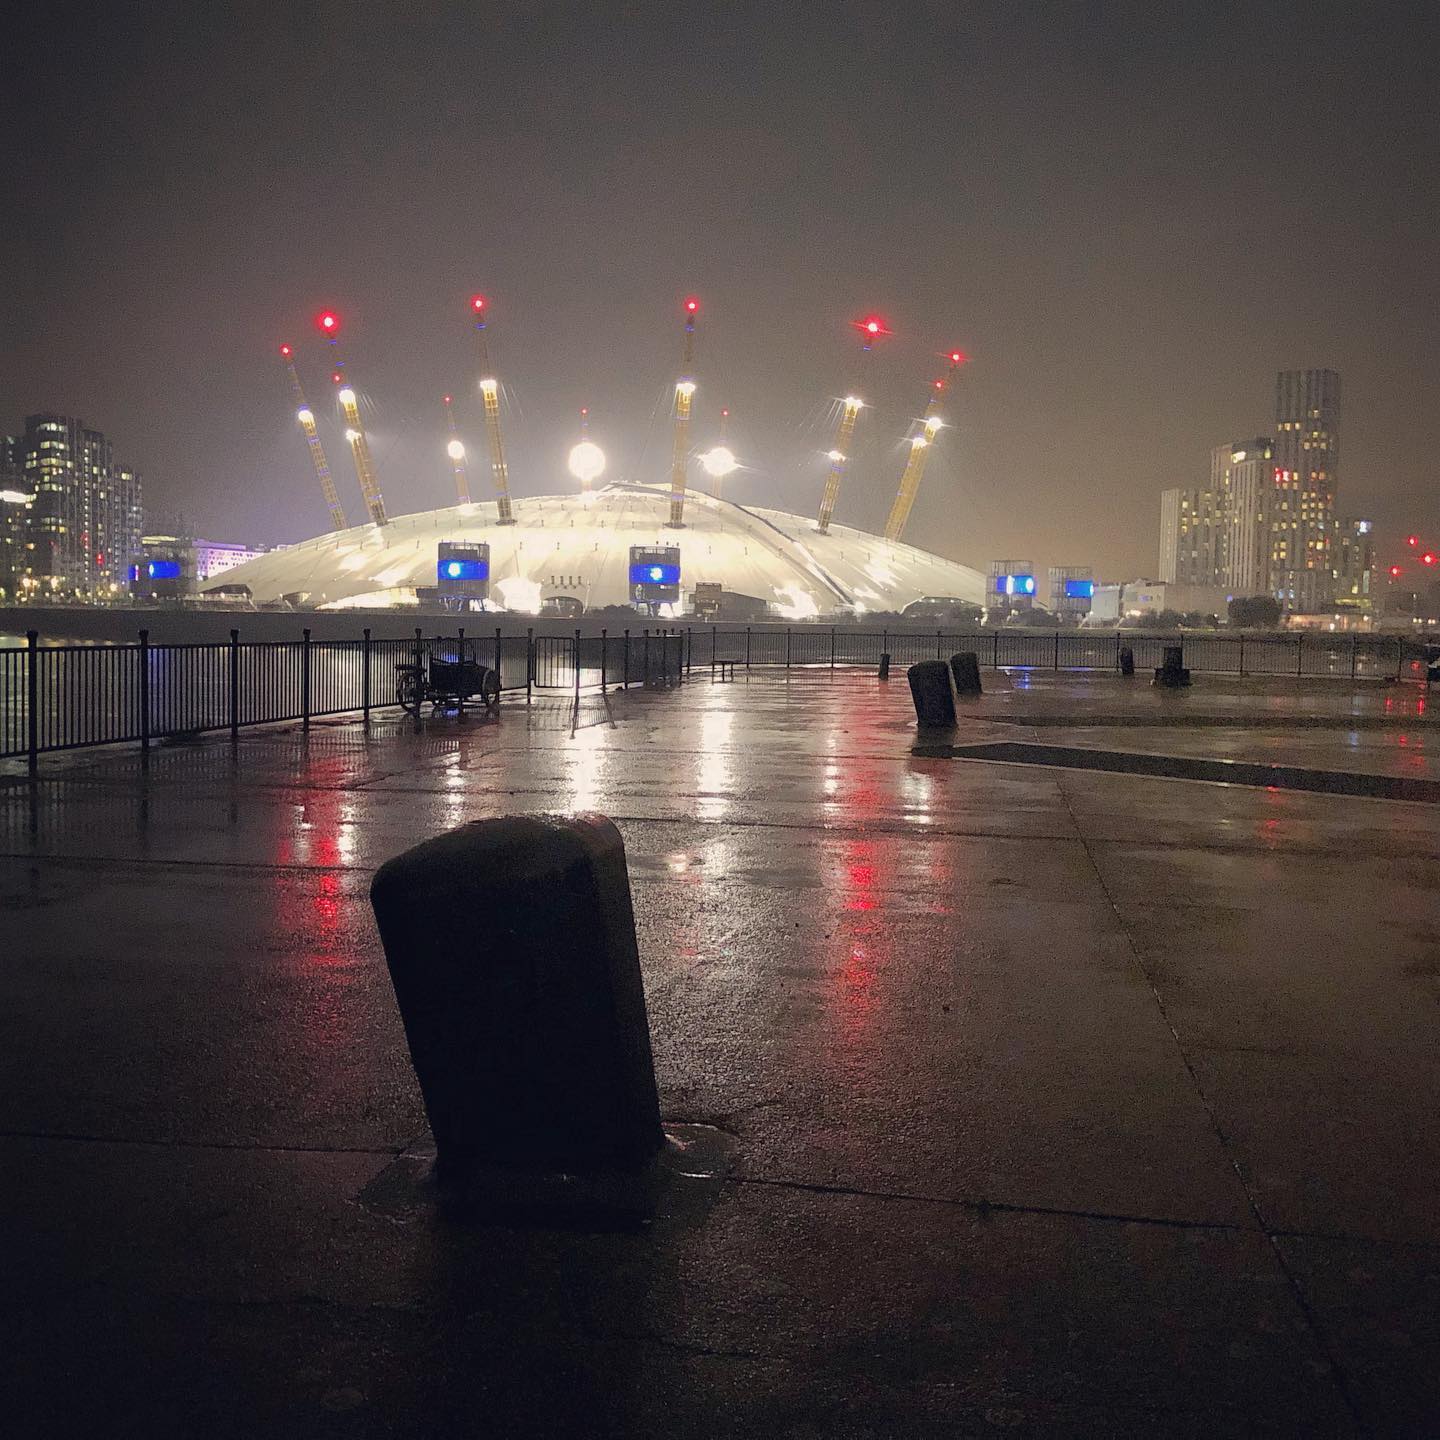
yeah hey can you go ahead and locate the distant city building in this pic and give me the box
[1270,369,1340,611]
[1157,371,1341,612]
[1334,517,1376,612]
[1047,566,1094,618]
[1159,486,1227,586]
[0,435,34,600]
[1116,580,1232,621]
[22,415,143,598]
[1214,439,1274,594]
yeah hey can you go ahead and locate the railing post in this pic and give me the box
[1054,630,1061,670]
[623,628,631,689]
[786,627,792,669]
[830,625,836,673]
[882,628,888,667]
[1115,630,1122,670]
[993,630,1000,669]
[526,627,534,703]
[644,628,651,685]
[229,628,240,741]
[362,628,372,724]
[745,626,752,670]
[494,626,503,691]
[936,629,942,660]
[1396,634,1405,682]
[138,629,150,755]
[414,627,425,731]
[686,626,693,675]
[1295,631,1304,678]
[1350,632,1358,682]
[302,627,312,732]
[711,625,717,666]
[600,629,608,693]
[575,628,582,702]
[1238,634,1245,675]
[25,630,38,775]
[456,626,467,716]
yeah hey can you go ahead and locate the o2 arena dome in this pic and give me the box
[204,483,985,618]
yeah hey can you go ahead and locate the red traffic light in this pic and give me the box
[279,343,293,359]
[684,297,700,314]
[314,310,340,336]
[470,294,486,313]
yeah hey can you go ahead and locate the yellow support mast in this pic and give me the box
[315,309,387,526]
[469,294,514,524]
[442,394,472,505]
[883,349,966,543]
[278,343,347,531]
[817,315,887,534]
[667,297,700,529]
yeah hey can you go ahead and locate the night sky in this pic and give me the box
[5,1,1438,580]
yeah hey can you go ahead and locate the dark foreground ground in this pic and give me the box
[2,669,1438,1437]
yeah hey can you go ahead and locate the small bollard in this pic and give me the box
[1119,645,1135,677]
[907,659,958,728]
[370,814,663,1179]
[1153,644,1191,688]
[949,651,983,697]
[878,652,891,680]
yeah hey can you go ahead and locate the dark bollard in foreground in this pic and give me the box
[1153,644,1191,688]
[1119,645,1135,677]
[878,652,891,680]
[949,651,983,697]
[370,814,663,1179]
[908,659,958,727]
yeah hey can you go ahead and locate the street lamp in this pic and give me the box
[568,440,606,488]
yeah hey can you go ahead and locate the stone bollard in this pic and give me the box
[370,814,663,1179]
[1119,645,1135,677]
[878,652,891,680]
[949,651,983,697]
[1153,644,1192,688]
[907,659,958,727]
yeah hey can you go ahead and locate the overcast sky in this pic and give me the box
[4,0,1438,579]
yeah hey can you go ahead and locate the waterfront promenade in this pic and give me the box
[3,669,1438,1436]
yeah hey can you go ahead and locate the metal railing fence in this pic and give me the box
[2,623,1428,767]
[1,626,688,766]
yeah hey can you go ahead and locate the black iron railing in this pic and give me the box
[1,624,1428,767]
[1,626,687,766]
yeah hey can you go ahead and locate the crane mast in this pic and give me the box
[883,349,966,543]
[313,310,387,526]
[279,344,347,531]
[667,298,699,528]
[442,394,472,505]
[469,295,514,524]
[817,315,886,534]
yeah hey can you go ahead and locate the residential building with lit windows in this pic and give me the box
[22,415,143,598]
[0,436,33,599]
[1334,516,1375,613]
[1158,485,1227,586]
[1270,369,1339,611]
[1214,438,1274,595]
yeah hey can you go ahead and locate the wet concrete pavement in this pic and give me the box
[3,668,1439,1436]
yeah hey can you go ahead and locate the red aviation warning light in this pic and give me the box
[1424,552,1437,566]
[331,371,343,385]
[853,315,890,338]
[684,296,700,314]
[470,294,487,314]
[279,343,293,359]
[1390,565,1404,579]
[1408,535,1419,547]
[947,349,969,366]
[314,310,340,336]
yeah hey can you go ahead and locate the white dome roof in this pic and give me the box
[204,483,985,615]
